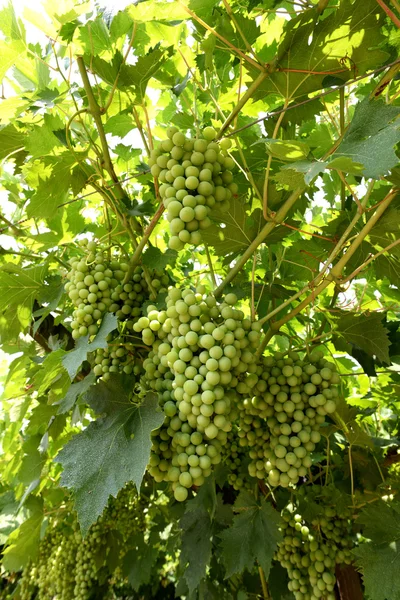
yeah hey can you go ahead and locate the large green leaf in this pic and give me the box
[334,99,400,179]
[219,493,282,578]
[335,312,391,364]
[56,378,164,534]
[354,501,400,600]
[253,0,388,101]
[2,504,43,571]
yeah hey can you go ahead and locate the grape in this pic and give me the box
[276,486,354,600]
[19,484,147,600]
[134,286,261,499]
[66,239,171,379]
[150,126,237,249]
[237,350,340,487]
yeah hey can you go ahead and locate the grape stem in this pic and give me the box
[214,186,305,298]
[257,187,398,348]
[258,566,271,599]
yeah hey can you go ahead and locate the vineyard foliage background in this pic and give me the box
[1,0,400,598]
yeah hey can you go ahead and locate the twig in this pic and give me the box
[178,1,265,72]
[217,71,270,139]
[258,566,271,600]
[375,0,400,27]
[340,238,400,283]
[123,201,166,284]
[205,243,217,288]
[259,188,397,344]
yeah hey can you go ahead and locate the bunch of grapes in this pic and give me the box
[93,334,143,381]
[65,239,170,342]
[276,487,353,600]
[148,126,238,250]
[134,286,262,501]
[221,428,256,492]
[238,350,340,488]
[19,486,146,600]
[64,239,172,380]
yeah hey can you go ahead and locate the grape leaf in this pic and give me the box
[202,198,264,259]
[104,113,135,138]
[123,531,159,591]
[334,98,400,179]
[253,0,388,101]
[56,378,164,534]
[0,263,47,334]
[335,312,391,364]
[75,17,111,55]
[61,313,118,380]
[56,371,96,414]
[354,501,400,600]
[219,492,282,578]
[128,1,190,22]
[2,506,43,571]
[0,124,26,160]
[142,247,177,270]
[110,11,133,41]
[117,47,170,99]
[180,504,213,593]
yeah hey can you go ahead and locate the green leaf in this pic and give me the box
[110,11,133,41]
[24,121,63,158]
[142,247,177,270]
[261,139,310,162]
[87,52,123,85]
[335,312,391,364]
[123,531,159,591]
[334,98,400,179]
[56,379,164,534]
[180,504,212,593]
[2,507,43,571]
[202,198,264,259]
[0,39,25,81]
[0,124,26,160]
[354,501,400,600]
[117,47,170,99]
[18,447,45,485]
[253,0,388,101]
[0,2,25,41]
[128,1,190,22]
[104,113,135,138]
[219,492,282,578]
[0,264,47,333]
[56,371,96,414]
[62,313,118,380]
[75,17,111,56]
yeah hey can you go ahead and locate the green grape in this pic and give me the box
[237,350,340,487]
[276,487,354,600]
[150,126,237,249]
[135,286,261,499]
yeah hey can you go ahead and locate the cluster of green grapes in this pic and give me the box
[148,126,238,250]
[134,286,262,501]
[276,487,353,600]
[19,486,145,600]
[221,428,256,492]
[64,239,171,379]
[238,350,339,488]
[93,334,144,382]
